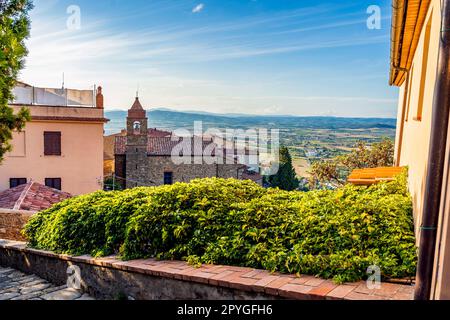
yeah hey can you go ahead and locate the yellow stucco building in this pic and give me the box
[390,0,450,299]
[0,83,108,196]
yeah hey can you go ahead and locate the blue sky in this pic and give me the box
[21,0,398,117]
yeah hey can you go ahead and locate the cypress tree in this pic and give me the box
[269,146,299,191]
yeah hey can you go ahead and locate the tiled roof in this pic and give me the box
[130,97,144,110]
[115,135,218,156]
[115,133,255,164]
[148,128,171,138]
[0,182,72,212]
[149,136,218,156]
[242,170,263,182]
[0,184,27,210]
[128,97,146,118]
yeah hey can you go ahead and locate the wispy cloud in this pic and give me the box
[25,3,382,67]
[19,1,396,116]
[192,3,205,14]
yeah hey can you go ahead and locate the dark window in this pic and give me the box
[164,172,173,185]
[10,178,27,188]
[45,178,62,190]
[44,132,61,156]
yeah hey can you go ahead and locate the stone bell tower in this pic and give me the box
[125,96,148,188]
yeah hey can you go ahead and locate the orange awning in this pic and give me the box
[347,167,405,185]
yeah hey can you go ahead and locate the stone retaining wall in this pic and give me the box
[0,239,414,300]
[0,209,34,241]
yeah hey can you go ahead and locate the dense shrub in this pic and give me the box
[24,188,155,256]
[24,175,416,283]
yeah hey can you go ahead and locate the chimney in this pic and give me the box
[96,86,104,109]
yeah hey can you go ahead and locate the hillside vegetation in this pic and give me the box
[24,176,416,283]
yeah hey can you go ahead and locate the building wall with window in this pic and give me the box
[393,1,440,230]
[145,156,244,187]
[116,155,246,188]
[390,0,450,299]
[0,104,108,195]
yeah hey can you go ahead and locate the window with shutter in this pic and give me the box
[10,178,27,188]
[44,132,61,156]
[45,178,62,190]
[164,172,173,185]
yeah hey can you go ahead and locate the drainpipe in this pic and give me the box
[415,0,450,300]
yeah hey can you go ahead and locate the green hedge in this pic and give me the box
[24,175,416,283]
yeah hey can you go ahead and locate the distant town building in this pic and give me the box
[0,82,108,195]
[113,97,262,188]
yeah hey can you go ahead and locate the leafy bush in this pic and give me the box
[24,175,416,283]
[24,188,155,257]
[309,138,395,188]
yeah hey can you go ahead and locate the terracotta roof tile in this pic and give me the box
[148,128,171,138]
[114,129,173,156]
[130,97,144,111]
[147,136,217,156]
[115,134,218,156]
[0,182,72,212]
[114,133,256,167]
[0,184,28,210]
[242,170,263,182]
[128,97,146,118]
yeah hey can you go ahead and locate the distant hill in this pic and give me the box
[105,109,396,135]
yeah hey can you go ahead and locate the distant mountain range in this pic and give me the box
[104,108,397,135]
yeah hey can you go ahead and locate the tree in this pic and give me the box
[0,0,33,163]
[309,138,394,188]
[268,146,299,191]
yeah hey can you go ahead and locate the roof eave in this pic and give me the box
[389,0,406,86]
[389,0,432,87]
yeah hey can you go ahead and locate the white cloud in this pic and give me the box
[18,2,397,116]
[192,3,205,14]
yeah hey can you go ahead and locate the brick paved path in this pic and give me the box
[0,266,94,300]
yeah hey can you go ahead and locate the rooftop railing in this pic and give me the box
[10,84,97,107]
